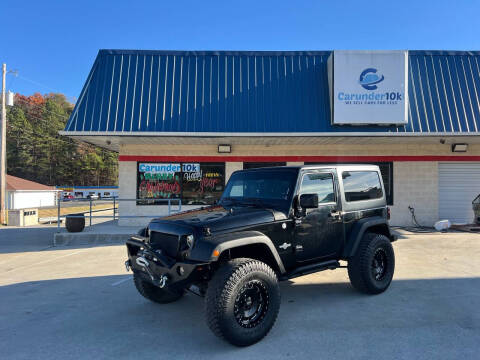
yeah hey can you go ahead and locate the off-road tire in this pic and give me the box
[348,232,395,294]
[205,258,281,347]
[133,273,184,304]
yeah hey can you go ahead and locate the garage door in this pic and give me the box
[439,163,480,224]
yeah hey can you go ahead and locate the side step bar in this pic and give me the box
[281,260,341,280]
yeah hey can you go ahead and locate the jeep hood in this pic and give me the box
[151,205,287,233]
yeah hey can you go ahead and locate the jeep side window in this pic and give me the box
[342,171,383,202]
[300,173,335,204]
[229,181,244,197]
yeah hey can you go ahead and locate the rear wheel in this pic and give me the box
[133,273,184,304]
[205,258,281,346]
[347,232,395,294]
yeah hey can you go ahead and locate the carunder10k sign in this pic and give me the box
[332,50,409,125]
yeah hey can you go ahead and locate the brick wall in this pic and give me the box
[389,162,439,227]
[225,162,243,180]
[120,143,480,157]
[117,142,479,226]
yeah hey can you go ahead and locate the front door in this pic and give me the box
[294,171,344,262]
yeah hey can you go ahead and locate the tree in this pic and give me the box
[6,93,118,186]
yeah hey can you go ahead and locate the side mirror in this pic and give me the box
[299,193,318,209]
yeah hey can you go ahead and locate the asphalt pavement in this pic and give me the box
[0,228,479,359]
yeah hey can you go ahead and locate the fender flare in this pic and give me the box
[342,217,392,259]
[209,231,286,274]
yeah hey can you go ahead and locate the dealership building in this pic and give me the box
[61,49,480,226]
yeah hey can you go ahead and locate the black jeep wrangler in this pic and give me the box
[125,165,396,346]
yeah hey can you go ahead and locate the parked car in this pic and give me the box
[124,165,396,346]
[86,194,99,200]
[62,194,74,201]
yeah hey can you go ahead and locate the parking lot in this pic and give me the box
[1,227,479,360]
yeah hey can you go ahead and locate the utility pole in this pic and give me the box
[1,63,6,224]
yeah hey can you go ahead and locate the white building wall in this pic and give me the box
[389,162,438,227]
[9,191,57,210]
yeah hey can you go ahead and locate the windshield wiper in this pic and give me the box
[219,197,240,205]
[241,198,266,208]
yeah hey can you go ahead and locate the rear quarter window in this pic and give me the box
[342,171,383,202]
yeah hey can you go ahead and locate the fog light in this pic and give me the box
[177,266,185,276]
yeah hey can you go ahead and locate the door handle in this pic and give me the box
[329,211,342,220]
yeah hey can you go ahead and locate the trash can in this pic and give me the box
[65,213,85,232]
[473,194,480,224]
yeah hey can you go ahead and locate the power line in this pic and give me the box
[16,75,76,102]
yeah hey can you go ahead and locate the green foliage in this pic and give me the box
[6,93,118,186]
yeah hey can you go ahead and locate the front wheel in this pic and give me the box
[347,233,395,294]
[205,258,281,346]
[133,273,184,304]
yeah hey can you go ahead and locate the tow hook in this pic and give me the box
[125,260,131,272]
[135,256,169,288]
[158,275,168,288]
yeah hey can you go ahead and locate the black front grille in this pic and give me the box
[149,232,180,258]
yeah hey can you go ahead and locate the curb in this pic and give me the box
[53,232,136,246]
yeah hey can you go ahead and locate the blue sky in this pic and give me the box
[2,0,479,101]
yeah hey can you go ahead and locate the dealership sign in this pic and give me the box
[139,163,200,174]
[331,50,408,125]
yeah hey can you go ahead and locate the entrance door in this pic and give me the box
[294,171,344,262]
[439,162,480,223]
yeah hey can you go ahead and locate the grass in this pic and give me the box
[38,204,118,219]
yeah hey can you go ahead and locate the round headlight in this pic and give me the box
[186,234,194,248]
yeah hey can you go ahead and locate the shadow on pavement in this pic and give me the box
[0,275,478,359]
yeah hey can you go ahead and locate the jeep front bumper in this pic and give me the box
[125,236,206,289]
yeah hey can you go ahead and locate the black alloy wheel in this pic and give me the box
[234,280,269,328]
[371,248,388,281]
[205,258,281,346]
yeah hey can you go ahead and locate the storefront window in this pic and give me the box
[137,162,225,205]
[182,163,225,205]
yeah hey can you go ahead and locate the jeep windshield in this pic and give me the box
[219,168,298,212]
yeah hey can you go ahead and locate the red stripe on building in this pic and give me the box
[119,155,480,162]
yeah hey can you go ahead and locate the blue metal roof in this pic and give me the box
[64,50,480,134]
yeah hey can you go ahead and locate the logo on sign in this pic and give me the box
[359,68,385,90]
[182,163,200,173]
[139,163,181,174]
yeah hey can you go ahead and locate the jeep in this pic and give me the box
[125,165,396,346]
